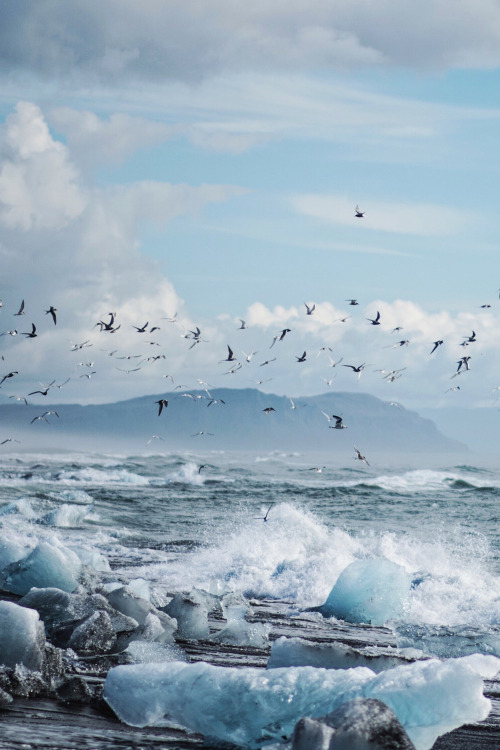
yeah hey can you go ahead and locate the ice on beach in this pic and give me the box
[106,586,177,640]
[396,623,500,659]
[67,610,116,655]
[103,655,500,750]
[267,636,423,673]
[72,547,111,572]
[163,592,210,639]
[0,541,82,594]
[125,640,187,664]
[211,604,270,647]
[318,558,411,626]
[0,537,28,571]
[0,601,45,671]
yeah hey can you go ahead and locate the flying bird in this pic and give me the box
[155,399,169,416]
[255,503,274,522]
[220,345,236,363]
[14,300,25,316]
[345,299,359,306]
[430,340,443,354]
[0,371,18,385]
[22,324,37,338]
[354,446,369,465]
[263,407,276,414]
[355,205,365,218]
[45,306,57,325]
[329,415,347,430]
[304,302,315,315]
[366,311,381,326]
[296,351,307,363]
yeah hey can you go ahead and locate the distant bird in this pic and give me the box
[147,435,164,444]
[191,431,214,437]
[279,328,292,341]
[329,415,347,430]
[255,503,274,522]
[391,326,403,333]
[456,356,471,373]
[345,299,359,306]
[220,345,236,363]
[238,319,247,329]
[464,331,476,343]
[1,330,17,337]
[22,323,37,338]
[198,464,208,473]
[296,351,307,363]
[1,438,20,445]
[327,355,343,368]
[133,322,149,333]
[207,398,225,407]
[446,386,461,393]
[263,407,276,414]
[354,446,369,465]
[31,410,59,424]
[430,340,443,354]
[342,363,366,378]
[0,371,18,385]
[304,302,315,315]
[45,306,57,325]
[335,316,351,323]
[355,206,365,218]
[259,358,276,367]
[479,304,491,309]
[14,300,25,316]
[9,395,28,405]
[242,349,258,363]
[155,399,168,416]
[28,381,55,396]
[366,311,381,326]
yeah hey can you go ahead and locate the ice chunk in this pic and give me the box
[71,547,111,572]
[125,641,187,664]
[318,559,411,626]
[292,698,416,750]
[396,623,500,659]
[268,636,422,673]
[0,537,28,571]
[107,586,176,641]
[212,618,270,648]
[0,601,45,671]
[103,655,500,750]
[163,593,209,639]
[0,541,82,594]
[68,610,116,655]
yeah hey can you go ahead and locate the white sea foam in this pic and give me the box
[55,467,150,486]
[343,468,500,493]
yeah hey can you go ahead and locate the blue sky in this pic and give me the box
[0,1,500,410]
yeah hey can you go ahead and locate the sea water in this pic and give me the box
[1,449,500,746]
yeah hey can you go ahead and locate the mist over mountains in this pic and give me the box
[0,388,466,456]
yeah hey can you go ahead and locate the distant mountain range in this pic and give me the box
[0,388,467,455]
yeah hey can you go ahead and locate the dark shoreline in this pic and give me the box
[1,597,499,749]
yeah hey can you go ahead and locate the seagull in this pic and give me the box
[155,399,169,415]
[342,363,367,379]
[207,398,226,407]
[263,407,276,414]
[0,371,18,385]
[147,435,164,444]
[456,356,471,373]
[345,299,359,306]
[133,322,149,333]
[1,330,17,337]
[430,340,443,354]
[238,319,247,329]
[220,345,236,363]
[14,300,25,316]
[9,395,28,405]
[22,323,37,338]
[446,386,461,393]
[198,464,208,473]
[479,304,491,309]
[45,306,57,325]
[255,503,274,522]
[354,446,369,465]
[242,349,258,363]
[304,302,315,315]
[355,205,365,218]
[367,311,381,326]
[31,411,59,424]
[191,431,214,437]
[296,351,307,363]
[259,358,276,367]
[28,380,55,396]
[327,355,343,368]
[391,326,403,333]
[1,438,20,445]
[321,377,335,387]
[329,415,347,430]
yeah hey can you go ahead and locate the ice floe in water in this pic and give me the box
[103,655,500,750]
[0,541,82,594]
[317,558,411,625]
[0,601,45,670]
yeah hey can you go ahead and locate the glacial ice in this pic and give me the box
[212,604,270,647]
[106,586,177,641]
[163,592,210,639]
[318,558,411,625]
[267,636,423,673]
[0,541,82,594]
[103,655,500,750]
[0,601,45,671]
[0,537,28,570]
[41,503,90,527]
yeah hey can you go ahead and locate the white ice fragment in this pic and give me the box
[107,586,176,640]
[0,601,45,670]
[103,655,500,750]
[41,503,90,527]
[163,593,209,639]
[0,541,82,594]
[72,547,111,572]
[125,641,187,664]
[0,537,28,571]
[319,558,411,625]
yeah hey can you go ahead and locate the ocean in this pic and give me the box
[1,449,500,748]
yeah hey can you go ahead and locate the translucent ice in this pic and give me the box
[103,655,500,750]
[0,601,45,671]
[267,636,422,673]
[163,592,210,639]
[0,537,28,571]
[41,503,90,527]
[318,558,411,625]
[0,541,82,594]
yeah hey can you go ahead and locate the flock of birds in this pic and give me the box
[0,206,498,469]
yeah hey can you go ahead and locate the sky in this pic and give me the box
[1,0,500,412]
